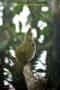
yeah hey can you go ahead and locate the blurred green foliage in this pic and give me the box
[0,0,52,77]
[1,0,60,89]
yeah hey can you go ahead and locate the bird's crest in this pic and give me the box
[24,28,33,41]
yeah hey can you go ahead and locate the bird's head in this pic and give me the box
[24,28,33,41]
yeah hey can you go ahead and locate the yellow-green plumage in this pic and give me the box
[15,28,36,75]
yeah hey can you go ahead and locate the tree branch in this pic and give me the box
[23,63,44,90]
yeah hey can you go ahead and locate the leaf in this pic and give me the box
[13,5,22,15]
[0,30,9,50]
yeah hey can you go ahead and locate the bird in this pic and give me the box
[15,28,36,75]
